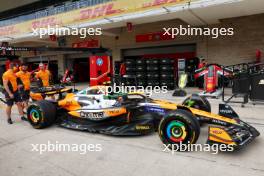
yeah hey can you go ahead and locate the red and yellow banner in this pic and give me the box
[0,0,192,37]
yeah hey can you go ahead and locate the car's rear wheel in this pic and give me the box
[158,109,200,151]
[27,100,56,129]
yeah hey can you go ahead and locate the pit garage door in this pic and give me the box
[121,44,198,89]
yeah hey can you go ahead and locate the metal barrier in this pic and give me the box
[222,62,264,107]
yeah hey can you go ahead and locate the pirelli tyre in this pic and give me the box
[160,59,174,65]
[125,71,136,77]
[27,100,56,129]
[136,72,147,79]
[126,66,137,72]
[160,72,175,80]
[146,59,159,65]
[182,94,211,113]
[160,65,174,71]
[147,80,160,87]
[136,59,146,66]
[137,79,147,87]
[136,66,146,72]
[125,59,136,66]
[158,109,200,151]
[160,81,175,90]
[125,80,136,86]
[147,66,159,71]
[147,72,160,79]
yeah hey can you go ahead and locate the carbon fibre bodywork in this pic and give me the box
[27,87,260,150]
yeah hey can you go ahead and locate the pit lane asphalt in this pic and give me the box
[0,87,263,176]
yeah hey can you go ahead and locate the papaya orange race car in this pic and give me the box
[26,86,260,151]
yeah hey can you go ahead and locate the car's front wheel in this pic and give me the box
[158,109,200,151]
[27,100,56,129]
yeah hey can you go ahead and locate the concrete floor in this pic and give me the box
[0,87,264,176]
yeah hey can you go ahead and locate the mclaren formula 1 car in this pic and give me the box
[26,86,260,150]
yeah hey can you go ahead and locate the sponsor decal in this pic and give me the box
[145,106,165,114]
[0,26,18,35]
[212,130,223,134]
[136,125,151,130]
[1,0,192,37]
[142,0,187,8]
[80,111,104,120]
[106,109,126,116]
[219,109,233,114]
[79,3,123,20]
[96,58,103,66]
[212,119,227,125]
[32,17,62,29]
[72,39,100,48]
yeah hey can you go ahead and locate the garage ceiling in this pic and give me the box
[0,0,39,13]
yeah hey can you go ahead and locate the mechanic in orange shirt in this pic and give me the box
[16,63,31,114]
[35,63,51,87]
[2,63,24,124]
[35,63,55,100]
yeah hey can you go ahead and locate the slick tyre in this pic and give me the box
[126,67,136,72]
[27,100,56,129]
[160,65,174,71]
[137,79,147,87]
[136,59,146,66]
[160,59,174,65]
[158,109,200,151]
[160,72,175,80]
[136,66,146,72]
[147,72,159,79]
[125,59,136,66]
[160,81,175,90]
[146,59,159,65]
[136,72,147,79]
[147,66,159,71]
[147,80,160,87]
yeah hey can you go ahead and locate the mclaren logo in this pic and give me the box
[80,111,104,120]
[259,80,264,85]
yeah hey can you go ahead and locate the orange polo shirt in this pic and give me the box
[35,70,51,87]
[2,70,18,92]
[16,71,31,91]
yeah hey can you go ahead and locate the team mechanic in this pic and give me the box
[16,63,31,119]
[35,63,55,100]
[2,63,25,124]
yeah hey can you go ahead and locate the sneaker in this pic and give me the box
[21,116,27,121]
[7,118,13,124]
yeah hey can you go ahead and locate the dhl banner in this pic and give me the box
[0,0,194,37]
